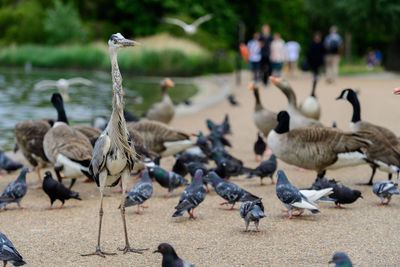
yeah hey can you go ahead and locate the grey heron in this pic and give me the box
[34,77,94,102]
[81,33,147,258]
[162,14,214,35]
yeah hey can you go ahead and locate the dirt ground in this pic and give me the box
[1,71,400,266]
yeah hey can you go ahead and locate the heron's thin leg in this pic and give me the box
[81,171,116,257]
[118,169,148,254]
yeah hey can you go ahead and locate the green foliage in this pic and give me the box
[0,44,235,76]
[43,0,87,44]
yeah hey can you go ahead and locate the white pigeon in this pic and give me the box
[34,77,94,102]
[162,14,214,35]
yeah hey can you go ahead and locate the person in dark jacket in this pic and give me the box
[260,24,273,86]
[307,32,325,83]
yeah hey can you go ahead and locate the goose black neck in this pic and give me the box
[275,111,290,134]
[52,95,69,124]
[253,88,263,110]
[348,92,361,122]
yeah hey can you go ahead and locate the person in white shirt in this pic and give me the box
[324,25,343,83]
[285,39,301,77]
[247,32,262,82]
[270,33,287,77]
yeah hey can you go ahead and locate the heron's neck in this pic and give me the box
[110,50,124,113]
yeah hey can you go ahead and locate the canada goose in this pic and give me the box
[72,125,102,147]
[127,120,193,157]
[299,77,321,120]
[43,93,93,189]
[269,77,323,129]
[14,119,52,186]
[336,88,400,185]
[145,78,175,124]
[267,111,370,177]
[249,82,277,137]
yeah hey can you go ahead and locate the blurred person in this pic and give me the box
[285,38,301,77]
[270,33,286,77]
[324,25,343,83]
[307,32,325,83]
[260,24,273,86]
[366,50,376,70]
[374,49,382,66]
[247,32,262,82]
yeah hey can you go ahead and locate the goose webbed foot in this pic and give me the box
[81,247,117,258]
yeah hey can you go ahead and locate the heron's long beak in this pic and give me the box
[121,39,140,47]
[393,88,400,95]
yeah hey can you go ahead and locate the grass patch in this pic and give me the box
[339,58,385,75]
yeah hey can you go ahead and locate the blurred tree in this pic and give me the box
[44,0,88,44]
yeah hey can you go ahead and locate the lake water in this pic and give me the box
[0,68,197,151]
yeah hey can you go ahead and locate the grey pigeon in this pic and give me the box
[148,166,188,198]
[172,169,206,219]
[0,151,23,173]
[185,161,209,192]
[124,169,153,214]
[153,243,194,267]
[240,199,266,232]
[42,171,81,209]
[0,167,29,210]
[247,154,277,185]
[372,181,400,205]
[207,171,259,210]
[329,252,353,267]
[276,170,319,219]
[311,177,363,208]
[0,232,26,266]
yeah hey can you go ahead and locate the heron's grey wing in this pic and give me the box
[192,14,214,27]
[89,132,110,185]
[162,17,188,28]
[33,80,58,90]
[66,77,94,86]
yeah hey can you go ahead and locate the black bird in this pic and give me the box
[172,150,208,177]
[0,232,26,266]
[207,171,259,210]
[148,166,188,198]
[172,169,206,219]
[240,199,266,232]
[42,171,81,209]
[311,177,363,208]
[153,243,194,267]
[248,154,277,185]
[253,132,267,162]
[124,169,153,214]
[329,252,353,266]
[0,151,23,173]
[227,94,239,106]
[0,167,29,210]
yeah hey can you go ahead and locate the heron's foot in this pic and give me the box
[81,247,117,258]
[117,246,148,254]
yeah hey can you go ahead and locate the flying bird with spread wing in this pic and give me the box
[34,78,94,102]
[162,14,214,35]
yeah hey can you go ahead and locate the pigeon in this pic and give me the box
[207,171,259,210]
[329,252,353,267]
[372,181,400,205]
[0,232,26,266]
[153,243,194,267]
[0,151,23,173]
[42,171,82,209]
[172,149,208,177]
[172,169,206,219]
[185,161,209,192]
[227,94,239,106]
[253,133,267,162]
[0,167,29,210]
[240,199,266,232]
[148,166,188,198]
[123,169,153,214]
[276,170,319,219]
[247,154,277,185]
[311,177,363,208]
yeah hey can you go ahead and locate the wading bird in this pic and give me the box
[81,33,147,258]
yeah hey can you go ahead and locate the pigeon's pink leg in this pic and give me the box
[220,202,229,206]
[135,206,143,215]
[335,204,345,209]
[227,204,235,210]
